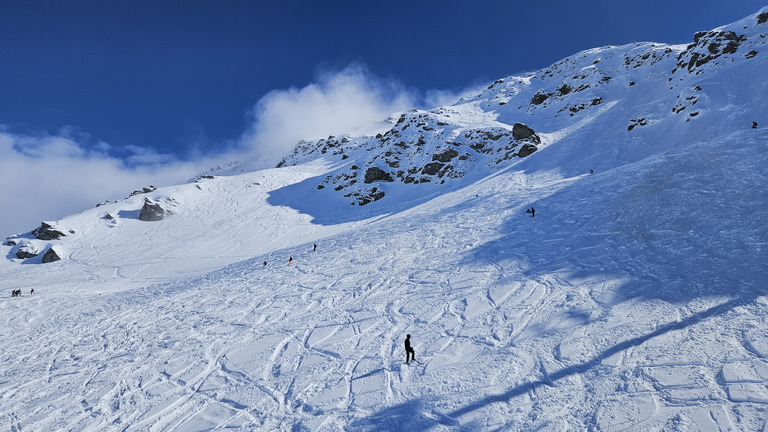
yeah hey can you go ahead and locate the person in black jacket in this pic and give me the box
[405,334,415,364]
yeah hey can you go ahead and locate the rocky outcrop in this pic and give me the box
[139,198,171,221]
[15,240,38,259]
[129,185,157,197]
[675,30,747,74]
[32,222,69,240]
[364,167,394,184]
[42,247,61,263]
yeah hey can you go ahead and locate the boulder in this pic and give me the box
[139,198,168,221]
[15,240,38,259]
[42,246,61,263]
[512,123,536,140]
[517,143,538,158]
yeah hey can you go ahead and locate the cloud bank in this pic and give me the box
[0,64,478,236]
[0,131,205,236]
[239,64,478,168]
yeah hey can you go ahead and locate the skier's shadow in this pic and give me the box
[350,294,757,431]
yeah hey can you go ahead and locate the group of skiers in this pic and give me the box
[10,288,32,297]
[262,244,318,267]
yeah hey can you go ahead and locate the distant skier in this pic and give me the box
[531,207,535,218]
[590,169,594,174]
[753,121,758,129]
[288,256,293,265]
[404,334,415,364]
[30,288,34,294]
[313,243,317,252]
[263,261,267,267]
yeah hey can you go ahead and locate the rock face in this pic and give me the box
[32,222,67,240]
[139,198,168,221]
[15,240,38,259]
[42,247,61,263]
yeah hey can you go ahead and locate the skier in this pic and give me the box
[263,261,267,267]
[288,256,293,265]
[753,121,758,129]
[404,334,415,364]
[30,288,34,294]
[313,243,317,252]
[531,207,535,218]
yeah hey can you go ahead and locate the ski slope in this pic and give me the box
[2,8,768,431]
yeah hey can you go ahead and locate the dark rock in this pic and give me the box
[432,148,459,163]
[129,185,157,197]
[759,12,768,25]
[364,167,393,184]
[139,198,168,221]
[517,144,538,158]
[42,247,61,263]
[422,162,445,176]
[746,50,758,59]
[15,240,38,259]
[32,222,67,240]
[356,187,386,206]
[512,123,536,140]
[531,91,549,105]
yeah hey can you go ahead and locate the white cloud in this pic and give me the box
[239,64,414,168]
[0,132,205,236]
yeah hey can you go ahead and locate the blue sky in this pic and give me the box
[1,0,766,235]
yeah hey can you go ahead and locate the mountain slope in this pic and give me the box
[1,8,767,431]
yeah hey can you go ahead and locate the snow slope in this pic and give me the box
[1,8,768,431]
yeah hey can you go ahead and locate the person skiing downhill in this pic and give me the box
[404,334,415,364]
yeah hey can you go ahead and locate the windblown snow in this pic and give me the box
[2,9,768,431]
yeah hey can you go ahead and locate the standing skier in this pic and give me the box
[404,334,415,364]
[531,207,535,218]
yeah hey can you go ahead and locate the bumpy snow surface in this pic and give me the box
[2,9,768,431]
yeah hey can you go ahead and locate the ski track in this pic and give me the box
[3,18,768,429]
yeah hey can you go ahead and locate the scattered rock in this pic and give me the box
[32,222,68,240]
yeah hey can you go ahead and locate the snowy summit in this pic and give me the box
[2,9,768,431]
